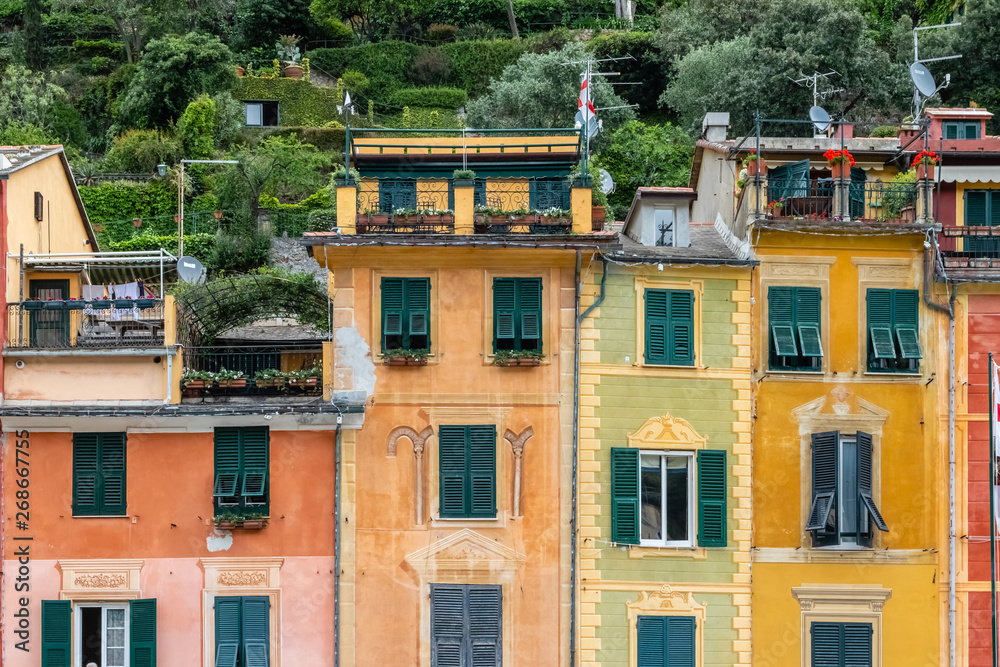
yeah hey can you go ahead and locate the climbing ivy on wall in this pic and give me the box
[78,180,176,225]
[234,78,347,127]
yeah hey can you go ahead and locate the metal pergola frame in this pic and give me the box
[10,248,177,300]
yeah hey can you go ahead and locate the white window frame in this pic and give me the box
[653,207,676,247]
[244,102,263,127]
[74,601,130,667]
[638,449,695,548]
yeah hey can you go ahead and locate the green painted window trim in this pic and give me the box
[381,277,431,353]
[636,615,697,667]
[768,286,822,371]
[214,427,270,514]
[865,288,921,372]
[811,621,873,667]
[438,425,497,519]
[492,277,542,353]
[644,289,695,366]
[73,432,127,516]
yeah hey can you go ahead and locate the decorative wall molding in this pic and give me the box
[217,571,268,587]
[387,425,434,457]
[627,414,707,450]
[792,585,891,667]
[504,426,534,516]
[200,558,284,667]
[58,559,143,601]
[405,528,526,575]
[200,557,283,590]
[626,584,706,667]
[851,257,917,283]
[75,574,127,588]
[760,256,836,279]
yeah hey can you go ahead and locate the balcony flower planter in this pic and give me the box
[216,378,248,389]
[182,380,207,398]
[255,378,287,389]
[113,299,134,308]
[90,299,111,310]
[383,356,429,366]
[744,154,766,177]
[900,205,916,224]
[538,215,569,226]
[916,164,935,181]
[136,298,156,309]
[23,300,44,311]
[592,206,606,230]
[289,377,319,389]
[44,300,64,310]
[65,300,86,310]
[494,357,542,367]
[830,163,849,180]
[241,519,267,529]
[370,214,390,226]
[214,518,268,530]
[422,214,442,225]
[488,215,508,226]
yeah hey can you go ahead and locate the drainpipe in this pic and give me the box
[334,423,342,667]
[571,252,607,667]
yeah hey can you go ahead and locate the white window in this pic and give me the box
[245,102,263,127]
[76,603,129,667]
[654,208,675,247]
[639,450,694,547]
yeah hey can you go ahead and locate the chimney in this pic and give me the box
[832,123,854,140]
[702,112,730,143]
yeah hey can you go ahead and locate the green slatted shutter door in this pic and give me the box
[666,617,696,667]
[892,289,921,361]
[796,288,823,359]
[439,426,468,518]
[431,585,465,667]
[242,596,270,667]
[214,428,242,509]
[811,622,843,667]
[241,427,269,513]
[130,599,157,667]
[844,623,873,667]
[807,431,840,546]
[645,290,669,364]
[469,426,497,518]
[381,277,404,350]
[857,431,888,537]
[494,278,516,350]
[849,167,866,219]
[469,586,502,667]
[991,191,1000,226]
[214,597,241,667]
[636,616,667,667]
[697,450,727,547]
[668,290,695,366]
[100,433,127,515]
[407,278,430,350]
[768,286,798,359]
[786,159,811,198]
[610,447,640,544]
[41,600,71,667]
[518,278,542,351]
[73,433,100,516]
[866,289,895,360]
[966,191,988,225]
[767,163,790,203]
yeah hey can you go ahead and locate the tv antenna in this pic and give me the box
[560,56,639,170]
[910,22,962,119]
[793,71,845,107]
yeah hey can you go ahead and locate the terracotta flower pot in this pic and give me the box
[830,162,851,179]
[284,65,303,80]
[488,215,508,226]
[916,163,935,181]
[745,159,766,176]
[235,66,245,78]
[214,210,224,220]
[132,218,142,227]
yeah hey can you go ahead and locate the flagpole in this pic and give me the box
[990,351,998,667]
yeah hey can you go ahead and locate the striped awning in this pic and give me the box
[86,261,169,285]
[938,166,1000,184]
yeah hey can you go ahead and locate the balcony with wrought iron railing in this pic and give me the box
[6,299,167,349]
[939,226,1000,279]
[742,177,922,226]
[180,345,326,403]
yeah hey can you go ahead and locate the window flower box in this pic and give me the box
[288,376,319,389]
[255,377,287,389]
[493,351,544,367]
[113,298,134,308]
[216,378,248,389]
[90,299,111,310]
[44,299,64,310]
[383,349,430,366]
[136,298,156,309]
[23,300,44,311]
[214,514,268,530]
[494,357,542,367]
[65,299,86,310]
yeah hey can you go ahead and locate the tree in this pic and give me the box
[23,0,43,70]
[466,43,635,151]
[506,0,518,38]
[655,0,769,67]
[305,0,421,42]
[177,94,216,159]
[0,66,66,132]
[229,0,318,53]
[594,120,694,212]
[52,0,151,63]
[116,32,234,129]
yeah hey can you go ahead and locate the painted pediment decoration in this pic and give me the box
[405,529,526,569]
[792,387,889,435]
[626,584,707,621]
[627,414,707,450]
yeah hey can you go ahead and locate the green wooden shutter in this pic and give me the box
[644,290,669,364]
[430,585,464,667]
[439,425,469,518]
[130,598,157,667]
[381,277,404,350]
[214,596,241,667]
[636,616,667,667]
[766,163,790,202]
[518,278,542,350]
[41,600,71,667]
[967,122,981,139]
[806,431,839,536]
[241,596,270,667]
[768,286,799,358]
[697,450,727,547]
[100,433,127,515]
[406,278,430,347]
[468,585,502,667]
[844,623,873,667]
[966,191,988,225]
[866,289,896,360]
[945,122,960,139]
[610,447,640,544]
[240,427,269,512]
[665,617,696,667]
[214,428,242,508]
[73,433,100,516]
[493,278,516,348]
[667,290,695,366]
[811,622,843,667]
[849,166,866,219]
[857,431,888,535]
[786,159,811,197]
[892,289,921,360]
[991,191,1000,226]
[468,425,497,518]
[796,288,823,358]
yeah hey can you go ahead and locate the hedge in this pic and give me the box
[234,77,347,127]
[78,180,176,225]
[438,40,528,97]
[241,126,347,153]
[105,233,216,259]
[392,86,468,109]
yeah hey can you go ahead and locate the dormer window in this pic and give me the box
[943,121,980,139]
[654,208,675,247]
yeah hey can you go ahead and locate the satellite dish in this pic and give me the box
[910,62,937,98]
[598,169,616,195]
[587,117,600,139]
[575,110,586,127]
[177,256,206,284]
[809,105,831,133]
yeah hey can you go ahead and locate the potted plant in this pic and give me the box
[253,368,288,389]
[241,512,269,529]
[23,298,43,311]
[382,348,430,366]
[181,369,214,396]
[824,148,856,179]
[743,150,766,177]
[912,150,940,181]
[493,350,544,367]
[214,511,241,530]
[136,297,156,309]
[332,165,361,188]
[288,365,322,390]
[132,217,142,228]
[452,169,476,188]
[65,298,86,310]
[394,207,417,226]
[214,369,247,389]
[538,207,570,226]
[44,298,63,310]
[766,199,784,217]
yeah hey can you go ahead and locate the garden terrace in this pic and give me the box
[939,227,1000,282]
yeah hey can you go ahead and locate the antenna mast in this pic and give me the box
[792,71,844,108]
[911,22,962,119]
